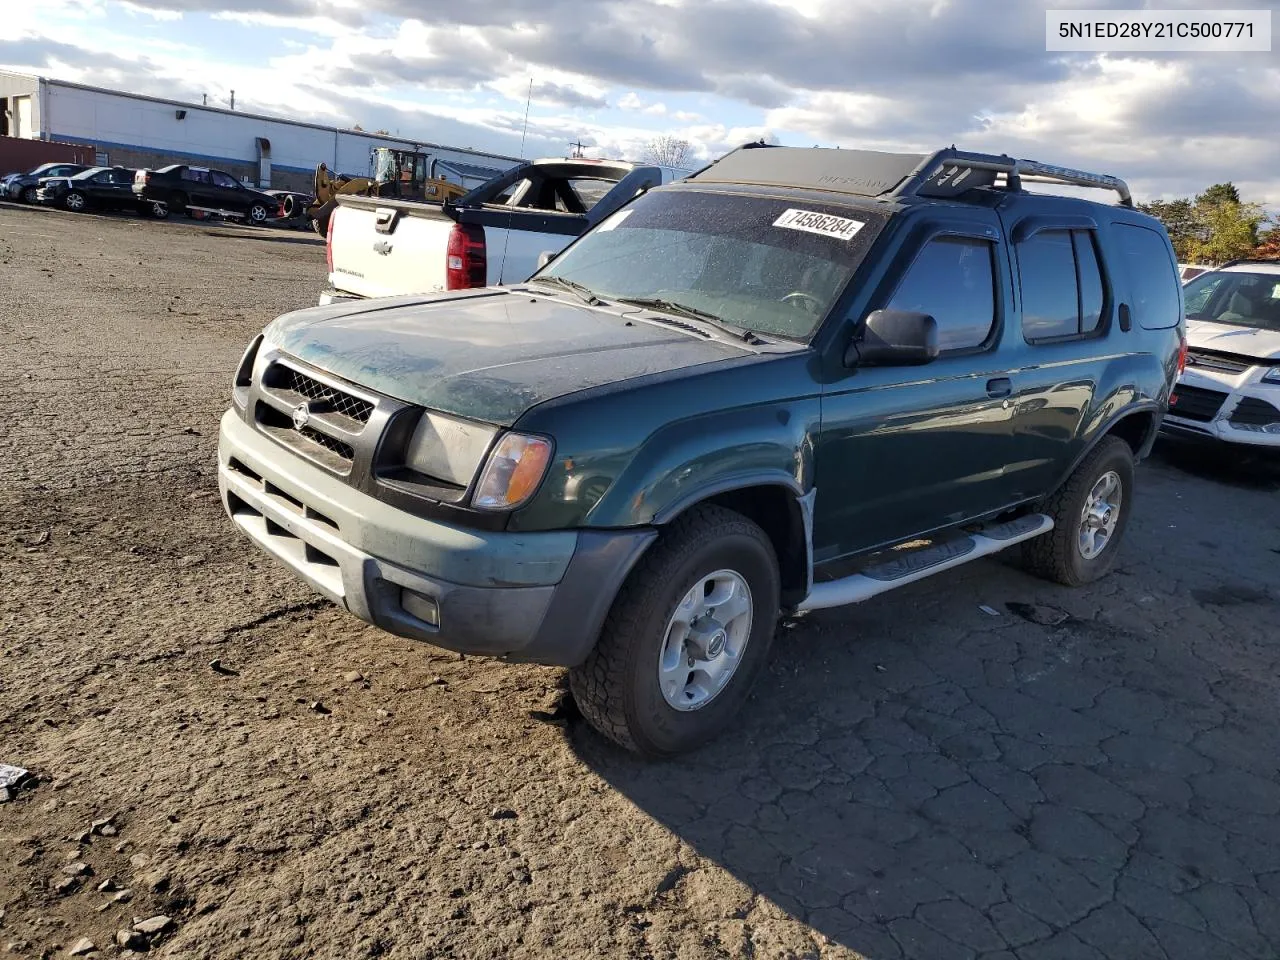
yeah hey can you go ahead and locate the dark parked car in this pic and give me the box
[36,166,169,218]
[134,164,279,225]
[3,162,91,204]
[219,144,1185,755]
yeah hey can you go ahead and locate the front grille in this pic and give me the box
[1185,350,1251,375]
[300,426,355,460]
[1168,384,1228,422]
[287,368,374,425]
[255,401,355,472]
[1229,397,1280,427]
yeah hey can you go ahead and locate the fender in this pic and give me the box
[585,401,819,528]
[1050,400,1163,492]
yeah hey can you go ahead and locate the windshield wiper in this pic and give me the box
[618,297,772,344]
[528,275,602,306]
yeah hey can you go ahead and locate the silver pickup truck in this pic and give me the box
[320,158,689,305]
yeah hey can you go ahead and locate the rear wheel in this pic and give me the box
[1019,436,1135,586]
[569,505,780,757]
[149,201,169,219]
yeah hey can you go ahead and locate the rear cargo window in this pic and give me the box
[1113,223,1181,329]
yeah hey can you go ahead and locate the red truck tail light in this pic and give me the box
[325,210,336,273]
[446,223,487,290]
[1177,330,1187,375]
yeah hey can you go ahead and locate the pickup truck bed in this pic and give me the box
[322,158,681,303]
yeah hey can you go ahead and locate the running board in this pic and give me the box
[796,513,1054,613]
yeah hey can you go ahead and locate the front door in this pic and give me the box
[813,213,1021,563]
[210,171,244,212]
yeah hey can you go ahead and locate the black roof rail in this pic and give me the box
[896,147,1133,207]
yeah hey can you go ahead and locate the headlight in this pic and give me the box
[404,412,496,487]
[472,433,554,510]
[1262,367,1280,385]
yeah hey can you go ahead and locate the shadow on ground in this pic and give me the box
[574,538,1280,960]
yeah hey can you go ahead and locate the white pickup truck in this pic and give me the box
[320,157,688,304]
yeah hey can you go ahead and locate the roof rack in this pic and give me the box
[689,144,1132,206]
[899,148,1132,207]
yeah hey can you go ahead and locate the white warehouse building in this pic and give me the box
[0,70,522,192]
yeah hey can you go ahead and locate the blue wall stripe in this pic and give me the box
[47,134,316,174]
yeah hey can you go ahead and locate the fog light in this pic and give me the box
[401,589,440,628]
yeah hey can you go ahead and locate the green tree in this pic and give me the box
[1138,197,1197,260]
[1185,199,1266,264]
[1196,182,1241,206]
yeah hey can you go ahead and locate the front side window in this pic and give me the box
[537,190,887,341]
[885,237,997,351]
[1182,271,1280,331]
[211,172,239,189]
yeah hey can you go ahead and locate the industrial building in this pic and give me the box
[0,70,522,191]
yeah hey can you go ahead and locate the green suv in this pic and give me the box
[218,145,1185,756]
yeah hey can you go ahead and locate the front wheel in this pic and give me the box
[21,186,38,204]
[246,202,269,225]
[63,191,87,212]
[1019,435,1135,586]
[569,505,780,757]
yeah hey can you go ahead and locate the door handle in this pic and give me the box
[986,377,1013,398]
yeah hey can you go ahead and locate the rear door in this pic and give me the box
[997,207,1110,497]
[814,209,1022,560]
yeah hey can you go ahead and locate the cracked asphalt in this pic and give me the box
[2,201,1279,960]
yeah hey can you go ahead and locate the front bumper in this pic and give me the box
[1160,368,1280,450]
[218,410,654,665]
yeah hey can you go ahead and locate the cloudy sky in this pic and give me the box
[4,0,1278,205]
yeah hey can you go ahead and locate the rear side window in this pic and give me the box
[1017,229,1106,340]
[886,237,997,351]
[1114,223,1181,329]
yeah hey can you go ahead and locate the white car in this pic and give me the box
[1162,260,1280,454]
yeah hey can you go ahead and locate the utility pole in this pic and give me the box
[569,139,586,158]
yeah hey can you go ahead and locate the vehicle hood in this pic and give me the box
[1187,319,1280,361]
[263,289,753,425]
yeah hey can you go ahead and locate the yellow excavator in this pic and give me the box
[288,147,469,235]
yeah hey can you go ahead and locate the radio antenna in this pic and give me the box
[500,77,534,283]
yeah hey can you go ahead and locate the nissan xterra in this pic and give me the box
[218,144,1185,756]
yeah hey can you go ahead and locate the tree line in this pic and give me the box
[1138,183,1278,264]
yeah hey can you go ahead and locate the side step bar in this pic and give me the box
[796,513,1053,614]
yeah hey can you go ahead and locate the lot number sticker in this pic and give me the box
[773,208,864,241]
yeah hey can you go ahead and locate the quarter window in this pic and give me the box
[1114,223,1181,329]
[885,237,997,351]
[1017,229,1107,340]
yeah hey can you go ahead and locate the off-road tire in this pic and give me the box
[1020,436,1135,587]
[569,505,780,758]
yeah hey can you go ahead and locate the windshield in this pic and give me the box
[535,189,885,341]
[1184,270,1280,332]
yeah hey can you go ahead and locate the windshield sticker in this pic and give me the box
[595,209,633,232]
[773,208,864,241]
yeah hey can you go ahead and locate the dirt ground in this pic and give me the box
[2,201,1279,960]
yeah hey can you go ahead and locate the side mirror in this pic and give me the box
[536,250,558,269]
[846,309,939,366]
